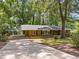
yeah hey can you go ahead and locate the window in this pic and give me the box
[32,31,37,36]
[53,30,60,35]
[42,30,50,36]
[37,30,41,36]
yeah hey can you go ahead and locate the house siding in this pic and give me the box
[23,30,70,37]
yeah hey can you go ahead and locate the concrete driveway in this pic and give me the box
[0,39,78,59]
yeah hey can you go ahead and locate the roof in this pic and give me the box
[21,25,70,30]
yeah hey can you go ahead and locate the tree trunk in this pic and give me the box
[61,18,65,38]
[21,0,26,24]
[58,0,65,38]
[62,0,68,38]
[32,13,35,24]
[38,11,41,25]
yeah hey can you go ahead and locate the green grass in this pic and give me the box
[41,38,72,46]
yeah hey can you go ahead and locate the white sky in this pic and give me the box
[71,13,79,18]
[60,0,64,3]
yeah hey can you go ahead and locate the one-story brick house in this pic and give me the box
[21,25,70,37]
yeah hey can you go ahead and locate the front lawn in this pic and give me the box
[31,37,79,57]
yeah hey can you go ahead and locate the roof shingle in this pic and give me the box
[21,25,70,30]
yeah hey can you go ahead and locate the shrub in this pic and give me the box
[0,34,8,42]
[75,22,79,33]
[71,33,79,48]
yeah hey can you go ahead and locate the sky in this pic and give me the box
[60,0,65,3]
[71,13,79,19]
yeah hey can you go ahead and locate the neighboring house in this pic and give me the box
[21,25,70,37]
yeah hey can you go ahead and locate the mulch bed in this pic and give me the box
[51,44,79,57]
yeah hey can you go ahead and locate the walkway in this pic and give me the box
[0,39,78,59]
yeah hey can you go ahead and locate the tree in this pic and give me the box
[57,0,73,38]
[0,0,76,39]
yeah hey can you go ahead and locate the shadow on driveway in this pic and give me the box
[0,39,78,59]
